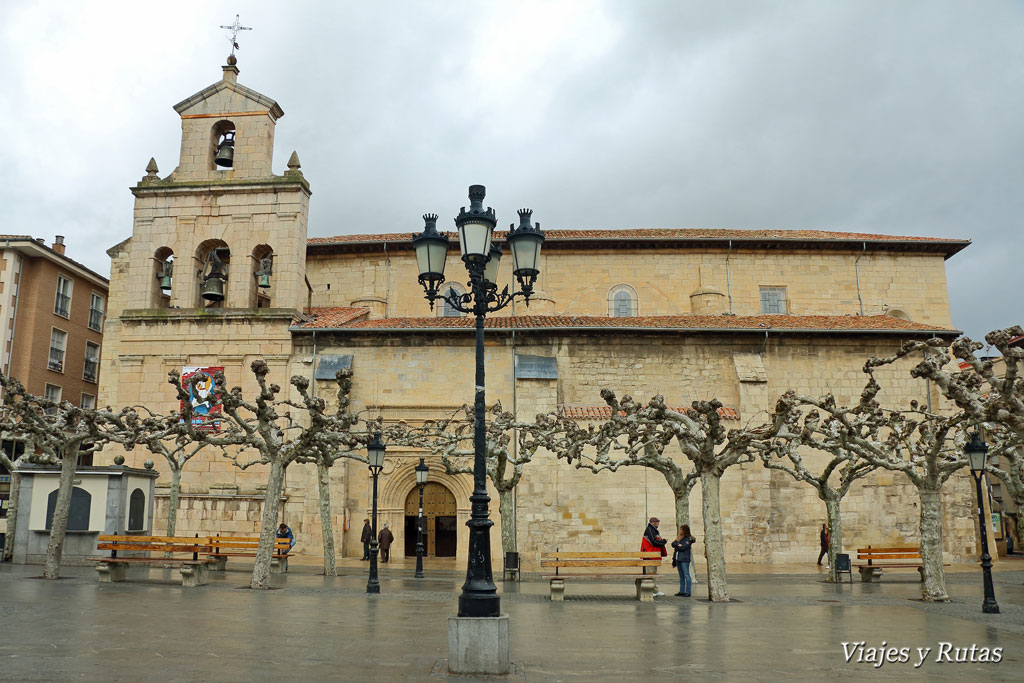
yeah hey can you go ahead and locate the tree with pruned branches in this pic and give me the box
[0,428,33,562]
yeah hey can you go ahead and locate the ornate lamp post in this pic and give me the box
[412,185,544,618]
[366,432,386,595]
[415,457,429,578]
[965,432,999,614]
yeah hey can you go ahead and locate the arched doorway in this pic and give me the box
[404,482,457,557]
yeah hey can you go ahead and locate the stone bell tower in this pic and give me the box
[99,56,310,417]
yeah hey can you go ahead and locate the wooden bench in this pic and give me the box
[854,546,924,583]
[87,535,217,587]
[206,535,294,573]
[540,551,663,602]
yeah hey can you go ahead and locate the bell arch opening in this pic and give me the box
[251,244,274,308]
[210,120,236,170]
[196,239,230,308]
[153,247,174,307]
[404,482,457,558]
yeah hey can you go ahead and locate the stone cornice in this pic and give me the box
[121,307,300,324]
[131,174,310,198]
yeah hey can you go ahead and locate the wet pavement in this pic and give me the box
[1,559,1023,681]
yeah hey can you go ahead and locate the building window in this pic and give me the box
[44,384,62,413]
[83,342,100,383]
[439,284,466,318]
[89,293,105,331]
[48,329,67,372]
[608,285,638,317]
[46,486,91,531]
[760,287,788,314]
[81,393,96,410]
[54,275,72,318]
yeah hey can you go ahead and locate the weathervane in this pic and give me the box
[220,14,252,58]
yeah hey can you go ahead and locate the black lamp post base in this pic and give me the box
[458,593,501,618]
[983,600,1000,614]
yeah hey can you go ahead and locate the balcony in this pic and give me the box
[83,358,98,383]
[88,308,103,331]
[48,349,64,373]
[54,294,71,318]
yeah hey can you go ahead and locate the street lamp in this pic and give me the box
[366,432,386,595]
[412,185,544,618]
[415,457,429,578]
[965,431,999,614]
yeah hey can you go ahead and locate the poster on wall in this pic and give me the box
[181,366,223,432]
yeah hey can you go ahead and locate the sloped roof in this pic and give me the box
[558,404,740,421]
[173,78,284,120]
[293,311,959,336]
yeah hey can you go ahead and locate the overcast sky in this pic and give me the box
[0,1,1020,341]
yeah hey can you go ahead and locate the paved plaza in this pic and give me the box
[2,558,1023,681]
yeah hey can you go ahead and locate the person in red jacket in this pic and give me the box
[640,517,668,596]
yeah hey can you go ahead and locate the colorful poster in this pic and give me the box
[181,366,223,432]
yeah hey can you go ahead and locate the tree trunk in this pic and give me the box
[166,466,181,536]
[251,459,286,590]
[824,493,842,584]
[317,461,336,576]
[498,486,515,555]
[700,471,729,602]
[43,451,77,580]
[918,486,948,602]
[3,469,21,561]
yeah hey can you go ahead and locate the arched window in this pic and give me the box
[153,247,174,307]
[46,486,91,531]
[127,488,146,531]
[886,308,910,321]
[438,284,466,318]
[252,244,274,308]
[608,285,637,317]
[195,239,230,308]
[210,120,236,170]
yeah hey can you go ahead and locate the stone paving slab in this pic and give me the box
[1,563,1022,681]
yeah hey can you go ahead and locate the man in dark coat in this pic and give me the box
[378,523,395,563]
[817,523,829,566]
[276,522,295,572]
[360,519,372,561]
[640,517,667,596]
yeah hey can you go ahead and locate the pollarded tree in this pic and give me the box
[765,392,878,582]
[790,367,967,601]
[543,389,773,602]
[0,430,33,562]
[0,374,139,579]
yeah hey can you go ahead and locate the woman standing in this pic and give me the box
[672,524,697,597]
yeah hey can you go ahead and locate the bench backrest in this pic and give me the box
[540,551,662,571]
[856,546,922,563]
[97,535,213,557]
[208,536,292,552]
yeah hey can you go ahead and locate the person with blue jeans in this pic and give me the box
[672,524,696,597]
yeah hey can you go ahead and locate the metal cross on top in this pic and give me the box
[220,14,252,57]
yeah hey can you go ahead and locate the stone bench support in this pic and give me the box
[96,562,127,583]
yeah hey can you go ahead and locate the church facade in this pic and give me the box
[98,62,979,570]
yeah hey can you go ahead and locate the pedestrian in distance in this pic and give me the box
[276,522,295,572]
[817,523,829,567]
[640,516,668,596]
[671,524,697,597]
[360,518,372,560]
[378,522,395,563]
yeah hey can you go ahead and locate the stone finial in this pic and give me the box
[144,459,155,470]
[143,157,159,182]
[113,455,125,466]
[285,150,303,176]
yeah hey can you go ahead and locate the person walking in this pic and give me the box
[360,519,372,561]
[671,524,697,597]
[378,522,394,563]
[276,522,295,572]
[640,517,668,596]
[817,523,829,567]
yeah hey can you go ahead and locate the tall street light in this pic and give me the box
[415,457,429,578]
[366,432,386,595]
[965,432,999,614]
[412,185,544,618]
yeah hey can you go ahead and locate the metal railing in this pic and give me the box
[48,348,64,372]
[88,308,103,331]
[54,293,71,317]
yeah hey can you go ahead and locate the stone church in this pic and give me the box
[99,60,979,570]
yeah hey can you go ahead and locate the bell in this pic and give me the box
[257,273,271,289]
[214,132,235,168]
[202,277,225,301]
[158,275,172,291]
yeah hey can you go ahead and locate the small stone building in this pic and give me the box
[98,59,978,570]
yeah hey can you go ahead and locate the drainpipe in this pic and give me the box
[854,241,866,316]
[725,240,733,314]
[310,331,318,394]
[383,242,391,318]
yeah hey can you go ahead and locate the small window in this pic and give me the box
[88,293,105,331]
[81,393,96,410]
[760,287,788,314]
[54,276,73,318]
[44,384,62,404]
[439,285,466,318]
[46,486,91,531]
[608,285,637,317]
[83,342,100,383]
[127,488,146,531]
[48,329,67,373]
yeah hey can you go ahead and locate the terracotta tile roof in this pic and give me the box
[559,404,740,421]
[301,307,371,328]
[308,228,969,255]
[293,311,959,335]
